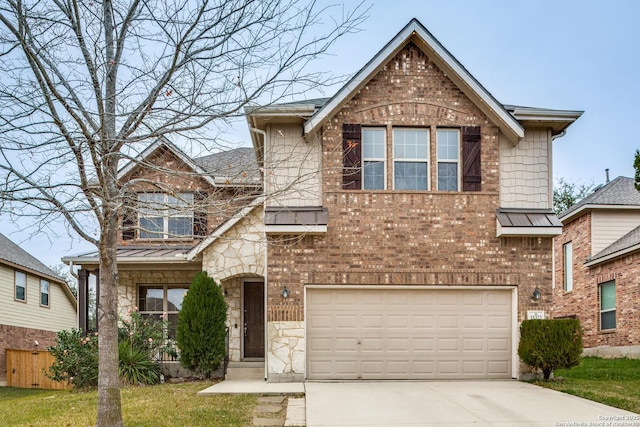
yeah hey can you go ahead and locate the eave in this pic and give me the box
[303,18,524,144]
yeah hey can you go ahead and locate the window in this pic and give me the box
[138,285,189,339]
[15,271,26,301]
[437,129,460,191]
[138,193,194,239]
[599,281,616,331]
[393,128,429,190]
[563,242,573,292]
[40,279,50,307]
[362,128,386,190]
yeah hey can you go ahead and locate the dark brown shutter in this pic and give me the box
[121,192,136,240]
[193,191,208,237]
[462,126,481,192]
[342,123,362,190]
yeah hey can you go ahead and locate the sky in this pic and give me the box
[2,0,639,269]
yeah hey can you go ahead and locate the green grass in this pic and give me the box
[532,357,640,414]
[0,381,257,426]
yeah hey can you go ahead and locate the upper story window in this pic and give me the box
[393,128,429,190]
[599,280,616,331]
[40,279,50,307]
[15,270,26,302]
[138,193,194,239]
[362,128,386,190]
[563,242,573,292]
[436,129,460,191]
[341,124,481,192]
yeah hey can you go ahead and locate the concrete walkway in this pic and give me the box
[305,381,638,426]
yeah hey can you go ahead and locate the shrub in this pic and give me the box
[48,309,168,389]
[177,271,227,378]
[46,329,99,390]
[518,318,583,380]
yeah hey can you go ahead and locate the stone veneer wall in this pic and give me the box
[267,321,304,382]
[221,276,242,362]
[0,324,57,384]
[117,267,201,318]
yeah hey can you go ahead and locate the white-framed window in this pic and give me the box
[138,284,189,339]
[138,193,194,239]
[40,279,50,307]
[362,128,386,190]
[563,242,573,292]
[599,280,616,331]
[393,128,429,190]
[436,129,460,191]
[15,270,26,302]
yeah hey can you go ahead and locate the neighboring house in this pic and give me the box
[0,233,77,386]
[554,176,640,357]
[65,18,582,381]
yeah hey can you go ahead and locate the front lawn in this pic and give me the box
[0,381,257,426]
[532,357,640,414]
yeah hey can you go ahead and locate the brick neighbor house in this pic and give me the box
[66,18,583,381]
[554,176,640,357]
[0,233,77,385]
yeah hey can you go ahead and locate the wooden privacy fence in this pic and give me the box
[6,349,71,390]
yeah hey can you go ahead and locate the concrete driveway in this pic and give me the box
[304,381,639,426]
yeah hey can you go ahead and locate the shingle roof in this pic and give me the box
[193,147,260,183]
[559,176,640,220]
[0,233,63,282]
[587,224,640,265]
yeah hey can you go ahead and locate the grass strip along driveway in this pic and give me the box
[532,357,640,414]
[0,381,257,427]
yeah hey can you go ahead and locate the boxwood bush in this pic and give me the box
[518,318,583,380]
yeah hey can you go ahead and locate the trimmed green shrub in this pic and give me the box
[176,271,227,378]
[518,318,583,380]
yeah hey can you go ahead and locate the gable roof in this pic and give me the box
[303,18,525,144]
[118,139,260,187]
[559,176,640,223]
[0,233,64,283]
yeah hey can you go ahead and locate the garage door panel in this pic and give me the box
[306,288,513,380]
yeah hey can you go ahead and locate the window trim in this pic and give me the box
[15,270,26,302]
[563,242,573,292]
[392,127,430,191]
[599,280,616,331]
[40,279,50,308]
[436,128,461,191]
[138,284,189,339]
[362,127,387,190]
[138,192,194,239]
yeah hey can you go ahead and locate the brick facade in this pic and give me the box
[554,212,640,348]
[267,43,553,322]
[0,324,57,383]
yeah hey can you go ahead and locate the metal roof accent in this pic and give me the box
[62,245,195,264]
[496,208,562,237]
[302,18,525,144]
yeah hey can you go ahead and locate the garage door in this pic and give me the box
[306,287,512,380]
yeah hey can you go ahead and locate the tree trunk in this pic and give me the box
[97,212,123,426]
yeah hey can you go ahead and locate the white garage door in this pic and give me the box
[306,287,513,380]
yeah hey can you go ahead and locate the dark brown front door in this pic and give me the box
[243,281,264,358]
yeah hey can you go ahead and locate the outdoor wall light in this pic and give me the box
[532,287,541,301]
[281,286,290,298]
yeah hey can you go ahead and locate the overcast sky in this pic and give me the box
[2,0,639,268]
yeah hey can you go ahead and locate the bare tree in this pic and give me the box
[0,1,365,424]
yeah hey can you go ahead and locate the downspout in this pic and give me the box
[549,130,566,305]
[249,126,268,381]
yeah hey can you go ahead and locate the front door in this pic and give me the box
[243,281,264,358]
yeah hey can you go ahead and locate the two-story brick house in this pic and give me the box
[1,233,77,385]
[554,176,640,357]
[66,18,582,381]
